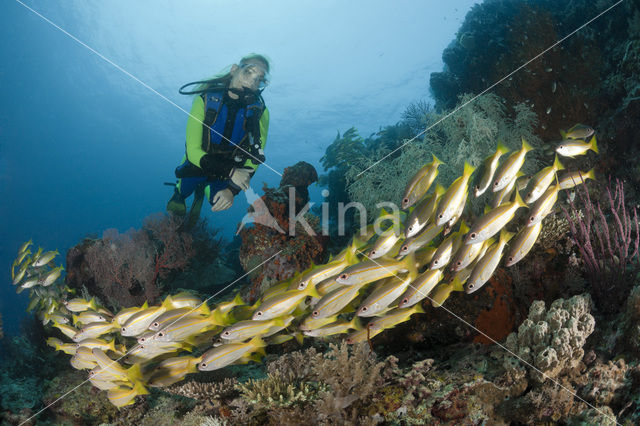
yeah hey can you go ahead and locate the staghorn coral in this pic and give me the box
[504,294,595,384]
[166,377,239,401]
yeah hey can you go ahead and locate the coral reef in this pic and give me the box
[503,294,595,383]
[66,213,196,309]
[342,93,543,219]
[238,162,328,301]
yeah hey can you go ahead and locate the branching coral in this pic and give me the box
[504,294,595,384]
[562,178,640,313]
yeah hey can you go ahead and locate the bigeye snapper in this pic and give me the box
[474,141,510,197]
[492,138,533,192]
[435,162,475,226]
[401,153,443,209]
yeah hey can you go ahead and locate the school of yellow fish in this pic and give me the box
[10,124,599,407]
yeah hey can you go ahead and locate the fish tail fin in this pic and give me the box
[351,316,363,331]
[232,292,244,307]
[293,332,304,345]
[513,190,526,209]
[414,303,426,315]
[463,161,476,178]
[560,129,567,139]
[249,336,267,349]
[553,154,564,171]
[499,228,515,244]
[126,364,143,383]
[431,153,443,166]
[434,182,446,196]
[306,284,321,299]
[197,302,211,317]
[133,380,149,396]
[521,137,533,152]
[585,167,596,181]
[590,134,598,154]
[209,308,229,326]
[496,140,510,155]
[71,314,79,325]
[88,297,98,312]
[161,296,174,310]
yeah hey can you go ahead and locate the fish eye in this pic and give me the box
[200,363,206,368]
[158,332,164,337]
[256,311,263,317]
[438,214,443,219]
[339,274,348,280]
[529,216,535,222]
[470,233,476,239]
[402,298,408,304]
[457,261,462,266]
[361,306,368,312]
[402,198,409,204]
[121,327,126,332]
[152,322,159,327]
[312,310,319,317]
[508,256,514,262]
[223,331,230,336]
[433,260,439,265]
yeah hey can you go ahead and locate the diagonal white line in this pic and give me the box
[353,247,620,425]
[19,249,282,425]
[356,0,624,179]
[13,0,282,177]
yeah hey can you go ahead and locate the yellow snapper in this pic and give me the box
[148,355,202,387]
[18,239,32,254]
[152,312,223,342]
[398,268,443,308]
[336,253,416,286]
[166,292,202,309]
[32,249,58,267]
[291,255,354,291]
[63,297,99,313]
[149,304,211,331]
[91,348,143,382]
[113,301,149,326]
[346,324,384,344]
[465,229,514,294]
[107,382,149,408]
[73,321,118,342]
[526,180,560,226]
[399,223,443,256]
[555,135,598,158]
[474,141,510,197]
[252,284,320,320]
[492,138,533,192]
[73,311,110,326]
[449,237,487,272]
[435,162,475,226]
[505,221,543,267]
[120,301,171,337]
[198,336,266,371]
[464,190,526,245]
[311,282,366,319]
[560,123,595,140]
[74,338,117,353]
[299,314,339,331]
[429,221,469,270]
[401,154,443,209]
[431,277,465,307]
[220,317,286,341]
[357,272,415,317]
[368,226,404,259]
[557,168,596,190]
[303,316,362,338]
[367,304,425,332]
[524,155,564,204]
[404,184,446,238]
[52,322,80,339]
[491,171,521,209]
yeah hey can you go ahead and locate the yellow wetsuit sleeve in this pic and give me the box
[242,107,270,170]
[185,96,207,167]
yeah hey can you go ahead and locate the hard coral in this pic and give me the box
[504,294,595,384]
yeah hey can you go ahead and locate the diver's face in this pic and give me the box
[230,61,267,92]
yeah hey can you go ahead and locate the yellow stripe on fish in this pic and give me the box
[401,153,443,210]
[492,138,533,192]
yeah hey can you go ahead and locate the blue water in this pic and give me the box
[0,0,475,335]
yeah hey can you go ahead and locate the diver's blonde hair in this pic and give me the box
[194,53,271,94]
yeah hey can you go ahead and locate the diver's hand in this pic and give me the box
[229,168,253,190]
[211,189,234,212]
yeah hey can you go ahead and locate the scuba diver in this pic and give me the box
[167,53,270,225]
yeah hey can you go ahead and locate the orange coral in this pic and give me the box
[473,268,516,345]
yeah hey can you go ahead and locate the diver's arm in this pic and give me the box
[226,107,270,195]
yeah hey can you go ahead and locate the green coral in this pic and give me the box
[342,93,543,218]
[235,370,321,408]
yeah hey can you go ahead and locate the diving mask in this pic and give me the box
[238,62,269,90]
